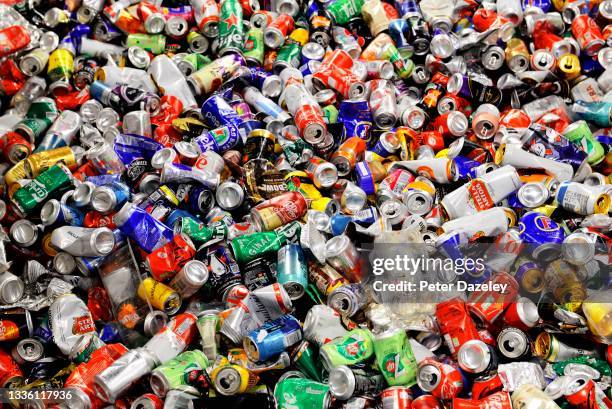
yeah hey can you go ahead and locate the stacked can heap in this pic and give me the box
[0,0,611,407]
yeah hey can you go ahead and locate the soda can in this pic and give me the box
[211,363,259,395]
[457,339,498,374]
[130,393,164,409]
[0,271,25,304]
[244,314,302,362]
[381,386,413,409]
[137,277,182,315]
[329,365,385,400]
[276,244,308,300]
[572,15,605,56]
[319,328,375,370]
[496,327,531,360]
[325,235,363,282]
[150,350,209,397]
[416,358,464,400]
[11,338,45,365]
[168,259,209,299]
[197,312,220,361]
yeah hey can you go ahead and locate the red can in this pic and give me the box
[435,298,480,357]
[467,272,520,325]
[0,347,23,388]
[131,393,164,409]
[412,395,443,409]
[153,123,183,147]
[0,26,31,59]
[267,14,295,43]
[416,358,464,400]
[250,191,308,231]
[294,103,327,141]
[472,8,498,32]
[420,130,445,152]
[84,211,117,229]
[0,58,26,96]
[2,131,32,164]
[73,161,100,182]
[321,49,354,71]
[431,111,469,139]
[572,15,605,56]
[499,108,531,130]
[65,343,129,409]
[452,391,512,409]
[471,373,504,400]
[565,377,612,409]
[145,233,196,281]
[380,386,413,409]
[151,96,183,127]
[502,297,540,330]
[312,67,365,99]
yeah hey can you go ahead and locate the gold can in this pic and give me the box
[505,38,530,73]
[24,146,78,178]
[308,261,349,296]
[42,233,58,257]
[557,53,581,80]
[137,277,182,315]
[4,160,28,187]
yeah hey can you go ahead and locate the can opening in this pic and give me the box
[94,229,115,255]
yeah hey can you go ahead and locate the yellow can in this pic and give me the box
[557,53,581,80]
[137,277,182,315]
[210,363,259,395]
[505,38,530,72]
[288,28,310,46]
[47,48,74,83]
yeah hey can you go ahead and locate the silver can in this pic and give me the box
[169,260,210,298]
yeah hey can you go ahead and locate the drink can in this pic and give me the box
[381,386,413,409]
[169,259,209,298]
[137,277,182,315]
[329,365,385,400]
[319,328,374,370]
[416,357,464,400]
[276,244,308,300]
[150,350,209,396]
[244,314,302,362]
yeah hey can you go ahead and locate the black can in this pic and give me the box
[242,257,277,291]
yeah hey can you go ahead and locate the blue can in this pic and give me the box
[41,199,84,227]
[277,244,309,300]
[338,100,373,142]
[99,322,122,343]
[115,203,174,253]
[580,55,604,77]
[352,206,378,226]
[522,0,551,12]
[388,19,411,50]
[201,93,244,129]
[518,211,565,261]
[330,214,353,236]
[394,0,421,18]
[186,185,215,215]
[355,161,376,195]
[69,24,92,52]
[166,209,198,230]
[114,133,164,163]
[244,315,303,362]
[453,155,482,180]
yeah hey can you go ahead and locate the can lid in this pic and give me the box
[143,310,168,337]
[40,199,61,226]
[10,220,38,247]
[72,181,96,207]
[214,366,244,395]
[91,186,117,214]
[150,369,171,397]
[181,260,210,286]
[329,365,355,400]
[91,227,116,256]
[144,14,166,34]
[497,327,529,359]
[0,272,24,304]
[517,182,549,208]
[53,251,76,274]
[458,340,491,373]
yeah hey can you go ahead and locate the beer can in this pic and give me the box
[327,283,367,317]
[137,277,182,315]
[276,244,308,300]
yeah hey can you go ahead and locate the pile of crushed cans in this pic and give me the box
[0,0,611,407]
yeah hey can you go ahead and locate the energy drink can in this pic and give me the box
[137,277,182,315]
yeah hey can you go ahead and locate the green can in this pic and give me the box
[177,217,215,244]
[274,378,332,409]
[562,120,605,165]
[150,350,210,397]
[14,98,59,143]
[293,341,324,382]
[373,328,417,386]
[273,42,302,74]
[125,34,167,55]
[382,43,414,79]
[12,164,73,216]
[244,27,265,66]
[322,105,339,124]
[230,221,301,264]
[218,0,244,56]
[180,53,211,75]
[319,328,374,370]
[327,0,366,25]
